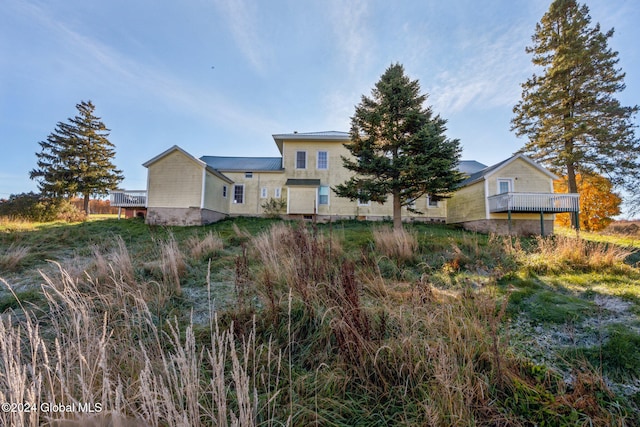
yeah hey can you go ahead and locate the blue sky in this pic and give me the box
[1,0,638,213]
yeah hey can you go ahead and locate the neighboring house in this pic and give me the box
[111,131,579,235]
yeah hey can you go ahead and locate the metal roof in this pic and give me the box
[273,131,350,140]
[200,156,283,171]
[457,160,487,176]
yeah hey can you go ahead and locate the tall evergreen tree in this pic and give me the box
[30,100,124,214]
[511,0,639,207]
[334,64,463,230]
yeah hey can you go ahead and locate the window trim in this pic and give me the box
[295,151,307,169]
[222,185,227,198]
[274,187,281,198]
[260,187,268,199]
[318,185,329,205]
[233,184,245,204]
[316,150,328,170]
[427,195,439,208]
[245,172,253,178]
[497,178,513,194]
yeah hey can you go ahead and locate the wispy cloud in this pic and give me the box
[327,0,372,75]
[211,0,270,74]
[5,0,279,141]
[430,22,534,115]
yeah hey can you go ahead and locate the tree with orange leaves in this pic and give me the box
[554,173,621,231]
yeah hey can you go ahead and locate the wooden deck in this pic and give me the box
[109,190,147,208]
[488,192,579,214]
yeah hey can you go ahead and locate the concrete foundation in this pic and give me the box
[459,219,554,236]
[146,207,227,226]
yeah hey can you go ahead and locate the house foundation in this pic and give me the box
[459,219,554,236]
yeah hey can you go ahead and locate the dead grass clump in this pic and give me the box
[252,222,341,306]
[509,235,635,273]
[0,244,29,272]
[373,226,418,263]
[160,234,185,294]
[186,231,223,260]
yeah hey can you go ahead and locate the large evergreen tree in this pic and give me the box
[334,64,463,230]
[30,100,124,214]
[511,0,639,203]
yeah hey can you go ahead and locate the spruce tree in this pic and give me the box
[512,0,639,203]
[30,101,124,214]
[334,63,463,230]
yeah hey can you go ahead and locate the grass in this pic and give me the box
[1,216,639,425]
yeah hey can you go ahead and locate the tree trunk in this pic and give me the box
[393,189,402,230]
[83,194,90,215]
[565,136,578,229]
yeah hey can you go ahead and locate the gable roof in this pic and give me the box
[142,145,233,183]
[272,131,350,153]
[459,154,558,187]
[200,156,283,172]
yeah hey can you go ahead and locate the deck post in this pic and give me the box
[540,210,544,236]
[508,209,512,235]
[118,207,122,220]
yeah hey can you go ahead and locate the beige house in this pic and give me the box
[112,131,579,235]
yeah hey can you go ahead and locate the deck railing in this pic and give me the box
[109,190,147,207]
[488,192,579,213]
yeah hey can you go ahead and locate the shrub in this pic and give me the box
[0,192,85,222]
[260,198,287,218]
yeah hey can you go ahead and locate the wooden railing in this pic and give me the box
[109,190,147,207]
[488,192,579,213]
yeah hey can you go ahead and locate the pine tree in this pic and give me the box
[512,0,639,206]
[334,63,463,230]
[30,101,124,214]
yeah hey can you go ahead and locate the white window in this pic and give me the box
[274,187,281,198]
[233,185,244,204]
[260,187,268,198]
[497,178,512,194]
[318,186,329,205]
[296,151,306,169]
[245,172,253,178]
[317,151,328,170]
[222,185,227,198]
[357,191,370,206]
[427,195,439,208]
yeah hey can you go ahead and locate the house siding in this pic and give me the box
[223,171,286,216]
[203,170,230,214]
[486,158,552,197]
[446,181,486,224]
[147,150,202,208]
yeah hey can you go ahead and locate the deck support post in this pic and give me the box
[507,209,512,235]
[118,207,122,220]
[540,210,544,236]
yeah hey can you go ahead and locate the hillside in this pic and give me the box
[1,217,639,426]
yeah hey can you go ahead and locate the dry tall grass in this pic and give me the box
[505,234,635,273]
[0,264,284,427]
[186,231,224,260]
[160,235,185,294]
[0,244,29,272]
[372,226,418,263]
